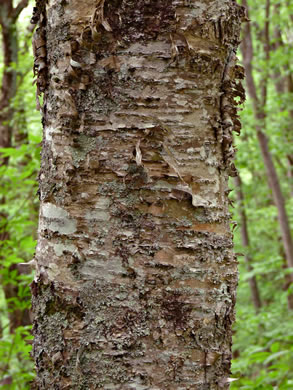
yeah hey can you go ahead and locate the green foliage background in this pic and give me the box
[0,0,292,388]
[231,0,293,388]
[0,4,40,388]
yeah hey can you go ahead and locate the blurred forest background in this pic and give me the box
[0,0,292,389]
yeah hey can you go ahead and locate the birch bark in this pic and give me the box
[32,1,245,388]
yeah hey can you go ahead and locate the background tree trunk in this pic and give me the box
[0,0,18,156]
[241,0,293,309]
[0,0,31,334]
[32,0,245,388]
[234,175,262,311]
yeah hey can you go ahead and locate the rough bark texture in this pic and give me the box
[32,1,245,388]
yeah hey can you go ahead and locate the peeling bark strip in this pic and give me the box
[32,1,245,388]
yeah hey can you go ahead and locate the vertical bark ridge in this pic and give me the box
[32,1,245,388]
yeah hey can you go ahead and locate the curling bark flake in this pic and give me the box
[32,0,245,388]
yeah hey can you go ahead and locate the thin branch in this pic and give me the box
[11,0,29,22]
[241,0,259,110]
[260,0,271,107]
[234,175,262,311]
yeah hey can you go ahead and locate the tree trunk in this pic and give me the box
[234,175,262,311]
[271,6,293,197]
[256,128,293,271]
[32,1,245,388]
